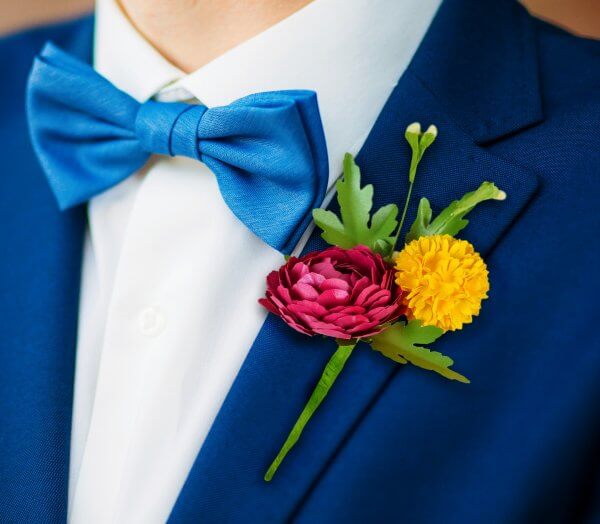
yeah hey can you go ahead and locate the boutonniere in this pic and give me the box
[260,123,506,481]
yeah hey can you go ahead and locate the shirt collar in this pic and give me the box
[94,0,182,101]
[94,0,441,183]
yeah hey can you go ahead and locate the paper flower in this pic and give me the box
[394,234,489,331]
[260,245,405,340]
[261,123,504,482]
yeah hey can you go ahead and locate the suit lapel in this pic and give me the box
[170,2,543,521]
[0,18,93,521]
[0,2,543,521]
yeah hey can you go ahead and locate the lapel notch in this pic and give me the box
[409,0,544,144]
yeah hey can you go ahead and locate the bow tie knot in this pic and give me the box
[27,43,329,253]
[135,102,207,160]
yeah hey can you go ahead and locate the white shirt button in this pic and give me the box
[138,306,167,337]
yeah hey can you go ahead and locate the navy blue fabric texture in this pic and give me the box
[1,1,599,522]
[26,43,329,253]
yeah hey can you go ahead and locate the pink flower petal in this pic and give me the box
[349,277,371,301]
[293,311,320,328]
[258,297,279,315]
[363,289,391,308]
[291,282,319,301]
[266,290,286,310]
[348,320,380,335]
[284,319,314,336]
[298,272,326,287]
[311,261,342,279]
[317,289,350,307]
[274,285,293,305]
[323,306,366,323]
[265,270,280,290]
[354,284,380,306]
[288,300,328,318]
[312,325,350,339]
[334,314,370,329]
[319,278,351,293]
[368,305,398,321]
[291,262,310,282]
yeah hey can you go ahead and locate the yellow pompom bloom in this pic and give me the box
[394,235,489,332]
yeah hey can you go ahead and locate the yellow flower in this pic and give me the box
[394,235,489,332]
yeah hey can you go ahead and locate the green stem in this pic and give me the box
[390,133,424,254]
[264,341,357,481]
[391,180,414,252]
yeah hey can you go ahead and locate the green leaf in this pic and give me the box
[313,153,398,250]
[406,197,433,242]
[312,209,351,248]
[373,239,393,258]
[337,153,373,241]
[406,181,506,242]
[371,320,470,383]
[370,203,400,243]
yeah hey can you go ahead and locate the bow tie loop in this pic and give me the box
[135,101,207,160]
[27,42,329,253]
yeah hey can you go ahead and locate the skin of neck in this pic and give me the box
[118,0,314,73]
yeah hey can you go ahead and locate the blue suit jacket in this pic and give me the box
[1,1,599,522]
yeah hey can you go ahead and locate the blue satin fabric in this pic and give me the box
[26,43,328,253]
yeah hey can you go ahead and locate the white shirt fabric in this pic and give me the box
[68,0,441,522]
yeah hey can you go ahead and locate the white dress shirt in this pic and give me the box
[68,0,441,521]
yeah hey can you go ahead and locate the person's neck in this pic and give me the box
[118,0,314,73]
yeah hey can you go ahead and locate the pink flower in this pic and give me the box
[259,245,405,340]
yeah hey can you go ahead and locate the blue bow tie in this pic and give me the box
[26,43,329,253]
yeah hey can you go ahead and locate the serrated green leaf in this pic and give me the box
[337,153,373,241]
[313,153,398,250]
[371,320,470,383]
[312,209,354,248]
[406,181,505,242]
[370,204,399,241]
